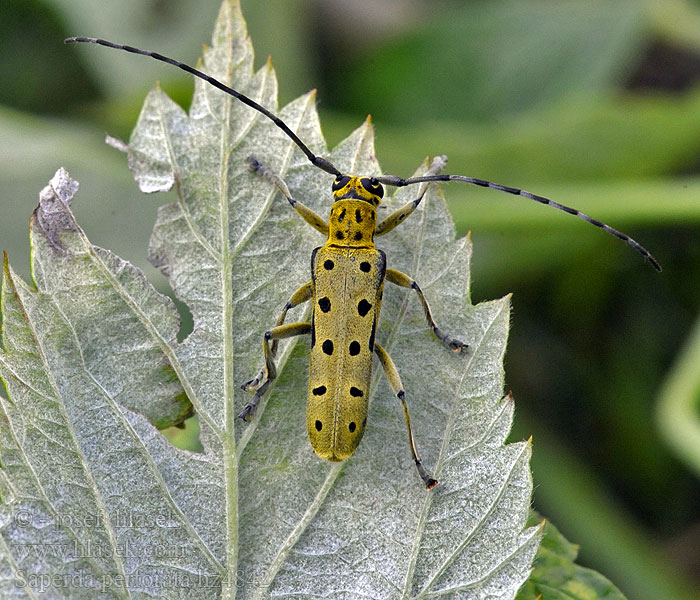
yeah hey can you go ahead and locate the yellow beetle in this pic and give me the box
[235,162,467,489]
[65,36,660,488]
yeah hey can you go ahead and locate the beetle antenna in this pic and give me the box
[65,38,659,271]
[376,171,661,271]
[64,36,342,177]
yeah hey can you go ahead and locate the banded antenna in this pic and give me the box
[65,36,661,271]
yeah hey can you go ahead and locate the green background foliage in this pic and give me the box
[1,0,699,598]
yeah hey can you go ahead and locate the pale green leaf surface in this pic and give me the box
[0,1,538,597]
[0,170,220,599]
[27,172,191,429]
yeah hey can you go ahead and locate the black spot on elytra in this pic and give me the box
[324,259,334,270]
[322,339,334,355]
[338,208,346,222]
[318,297,331,313]
[315,420,323,431]
[349,421,356,432]
[312,385,327,396]
[360,262,371,273]
[350,387,364,397]
[355,209,363,223]
[354,231,363,241]
[349,341,360,356]
[358,299,372,317]
[336,231,344,240]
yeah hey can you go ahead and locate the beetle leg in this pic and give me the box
[242,281,312,391]
[239,322,312,420]
[375,155,447,236]
[386,269,468,352]
[374,343,438,490]
[248,156,329,236]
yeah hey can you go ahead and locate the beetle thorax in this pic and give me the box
[326,199,377,248]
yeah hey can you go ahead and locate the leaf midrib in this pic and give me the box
[219,5,240,598]
[246,125,420,599]
[233,91,318,461]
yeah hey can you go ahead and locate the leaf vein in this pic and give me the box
[153,92,220,263]
[51,293,225,576]
[1,274,131,598]
[415,440,531,597]
[419,525,539,597]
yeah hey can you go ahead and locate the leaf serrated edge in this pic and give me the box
[404,294,521,599]
[0,258,131,598]
[421,525,541,598]
[415,440,534,597]
[37,178,222,440]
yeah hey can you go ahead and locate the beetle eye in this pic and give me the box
[332,175,351,192]
[360,177,384,199]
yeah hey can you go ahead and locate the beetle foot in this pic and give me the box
[238,402,258,421]
[241,369,265,391]
[434,327,468,353]
[448,338,468,353]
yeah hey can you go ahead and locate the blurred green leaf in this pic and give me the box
[0,0,99,114]
[648,0,700,51]
[324,87,700,184]
[517,514,627,600]
[330,0,647,123]
[657,310,700,478]
[446,177,700,230]
[515,417,700,600]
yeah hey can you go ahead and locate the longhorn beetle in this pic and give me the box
[65,36,661,489]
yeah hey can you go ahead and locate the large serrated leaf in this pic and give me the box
[0,1,538,597]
